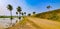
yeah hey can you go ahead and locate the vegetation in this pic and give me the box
[46,5,52,11]
[0,2,60,29]
[7,4,13,25]
[34,9,60,21]
[21,12,24,16]
[28,13,31,16]
[24,12,26,16]
[16,12,18,18]
[33,12,36,14]
[17,6,22,19]
[0,16,18,18]
[7,17,41,29]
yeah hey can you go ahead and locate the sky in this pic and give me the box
[0,0,60,16]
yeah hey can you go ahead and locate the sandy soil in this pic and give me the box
[27,17,60,29]
[7,17,60,29]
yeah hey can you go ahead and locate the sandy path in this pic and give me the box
[0,23,6,29]
[27,17,60,29]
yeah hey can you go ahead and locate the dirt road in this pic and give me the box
[27,17,60,29]
[7,17,60,29]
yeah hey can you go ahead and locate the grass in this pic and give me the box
[19,17,27,25]
[33,9,60,22]
[0,16,18,18]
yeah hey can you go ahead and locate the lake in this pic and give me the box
[0,18,22,28]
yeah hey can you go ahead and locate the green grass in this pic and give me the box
[0,16,19,18]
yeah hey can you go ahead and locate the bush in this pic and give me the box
[28,14,31,16]
[48,13,59,21]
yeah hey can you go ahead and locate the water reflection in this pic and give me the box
[0,18,21,28]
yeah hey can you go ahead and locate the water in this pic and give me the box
[0,18,21,28]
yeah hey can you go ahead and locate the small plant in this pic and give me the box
[28,13,31,16]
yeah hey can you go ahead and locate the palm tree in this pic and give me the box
[33,12,36,14]
[7,4,13,25]
[22,12,24,16]
[46,5,52,11]
[17,6,22,19]
[24,12,26,16]
[16,12,18,18]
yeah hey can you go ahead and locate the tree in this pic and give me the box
[16,12,18,18]
[7,4,13,25]
[24,12,26,16]
[21,12,24,16]
[17,6,22,19]
[46,5,52,11]
[28,13,31,16]
[33,12,36,14]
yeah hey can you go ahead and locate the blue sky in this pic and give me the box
[0,0,60,16]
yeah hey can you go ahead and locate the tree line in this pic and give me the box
[7,4,37,26]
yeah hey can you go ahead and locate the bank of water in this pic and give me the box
[0,18,22,29]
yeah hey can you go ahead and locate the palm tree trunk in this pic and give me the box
[16,14,18,18]
[10,11,12,26]
[17,14,18,18]
[19,12,21,19]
